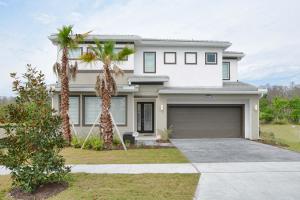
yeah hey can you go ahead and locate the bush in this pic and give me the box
[74,136,104,151]
[0,66,70,193]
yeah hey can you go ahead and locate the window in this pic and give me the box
[83,96,126,125]
[143,52,156,73]
[222,62,230,80]
[205,52,217,64]
[114,48,128,61]
[59,96,80,125]
[164,52,176,64]
[68,47,82,59]
[69,96,80,125]
[185,52,197,64]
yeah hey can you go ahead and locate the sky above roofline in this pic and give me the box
[0,0,300,96]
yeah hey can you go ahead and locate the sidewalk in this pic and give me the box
[0,163,198,175]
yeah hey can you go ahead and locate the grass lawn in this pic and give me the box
[0,173,199,200]
[60,147,189,164]
[260,124,300,152]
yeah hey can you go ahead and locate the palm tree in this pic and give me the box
[81,40,134,149]
[53,25,90,144]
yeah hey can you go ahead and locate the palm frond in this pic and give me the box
[53,62,62,77]
[80,52,97,63]
[115,46,134,61]
[103,41,115,58]
[74,30,92,43]
[68,61,78,80]
[56,25,73,48]
[112,64,124,76]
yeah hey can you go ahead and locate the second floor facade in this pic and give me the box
[49,35,245,87]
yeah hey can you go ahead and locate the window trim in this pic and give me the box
[59,95,81,126]
[184,52,197,65]
[143,52,156,73]
[222,62,231,80]
[82,95,127,127]
[68,47,83,60]
[205,52,218,65]
[164,52,177,64]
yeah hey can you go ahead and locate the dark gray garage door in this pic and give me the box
[167,105,243,138]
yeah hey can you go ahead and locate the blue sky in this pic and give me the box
[0,0,300,96]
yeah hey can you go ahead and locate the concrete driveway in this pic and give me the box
[171,138,300,163]
[171,139,300,200]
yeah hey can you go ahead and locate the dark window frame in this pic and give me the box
[82,95,127,127]
[68,47,83,60]
[58,95,81,126]
[205,52,218,65]
[184,52,197,65]
[164,52,177,64]
[137,102,155,133]
[222,62,231,80]
[143,52,156,73]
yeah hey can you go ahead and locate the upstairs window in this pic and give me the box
[164,52,176,64]
[68,47,83,59]
[222,62,230,80]
[185,52,197,64]
[143,52,156,73]
[205,52,217,64]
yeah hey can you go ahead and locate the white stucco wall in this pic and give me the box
[134,46,224,87]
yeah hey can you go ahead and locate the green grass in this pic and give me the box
[60,147,189,164]
[0,173,200,200]
[260,124,300,152]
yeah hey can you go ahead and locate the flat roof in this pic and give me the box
[49,34,232,49]
[158,82,264,95]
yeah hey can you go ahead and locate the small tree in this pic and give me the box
[0,65,70,193]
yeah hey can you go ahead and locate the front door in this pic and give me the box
[137,102,154,133]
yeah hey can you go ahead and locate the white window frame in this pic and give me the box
[222,62,230,80]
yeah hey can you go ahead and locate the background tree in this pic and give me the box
[0,65,69,192]
[81,40,134,149]
[53,25,89,144]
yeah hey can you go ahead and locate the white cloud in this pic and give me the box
[33,13,56,25]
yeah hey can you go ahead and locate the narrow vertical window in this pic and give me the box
[222,62,230,80]
[143,52,156,73]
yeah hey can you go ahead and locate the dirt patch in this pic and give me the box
[9,182,68,200]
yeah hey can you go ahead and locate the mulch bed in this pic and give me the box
[9,182,68,200]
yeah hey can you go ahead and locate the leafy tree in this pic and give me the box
[272,97,289,123]
[53,25,90,144]
[259,96,274,123]
[289,97,300,123]
[0,65,70,192]
[81,40,134,149]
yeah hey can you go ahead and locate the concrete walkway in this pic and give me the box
[194,162,300,200]
[0,164,198,175]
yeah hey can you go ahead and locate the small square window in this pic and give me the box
[205,52,217,64]
[68,47,82,59]
[185,52,197,64]
[164,52,176,64]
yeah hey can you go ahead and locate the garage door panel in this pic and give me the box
[167,105,243,138]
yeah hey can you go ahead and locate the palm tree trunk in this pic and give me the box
[100,64,114,150]
[60,47,71,144]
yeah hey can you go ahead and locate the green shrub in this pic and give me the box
[0,66,70,193]
[113,134,121,146]
[71,137,82,148]
[81,136,103,151]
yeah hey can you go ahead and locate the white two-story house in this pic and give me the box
[49,35,265,140]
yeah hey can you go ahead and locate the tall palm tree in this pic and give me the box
[53,25,90,144]
[81,40,134,149]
